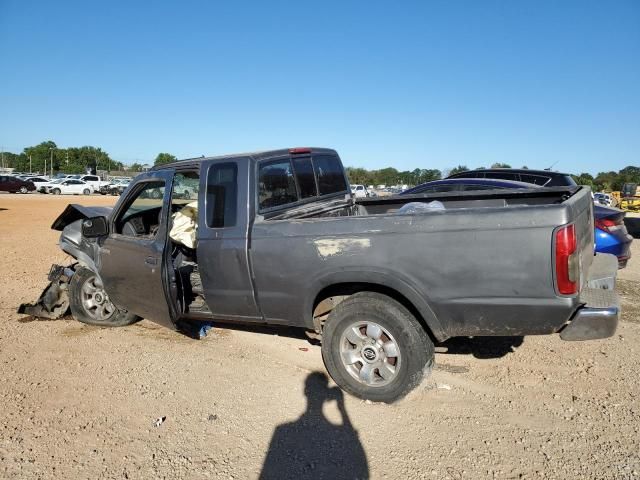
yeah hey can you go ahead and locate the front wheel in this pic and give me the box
[83,188,91,195]
[19,186,28,194]
[321,292,434,403]
[69,267,141,327]
[52,188,61,195]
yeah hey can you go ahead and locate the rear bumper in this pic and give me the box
[560,253,620,341]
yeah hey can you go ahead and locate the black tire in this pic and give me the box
[69,267,141,327]
[19,186,28,194]
[52,188,61,195]
[321,292,434,403]
[83,188,91,195]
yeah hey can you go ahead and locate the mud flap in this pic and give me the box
[17,264,76,320]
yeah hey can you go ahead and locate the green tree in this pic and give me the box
[448,165,469,176]
[154,153,177,166]
[491,162,512,168]
[572,172,595,188]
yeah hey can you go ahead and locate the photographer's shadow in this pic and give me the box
[259,372,369,480]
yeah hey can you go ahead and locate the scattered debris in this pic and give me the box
[437,383,452,390]
[208,414,218,421]
[154,416,166,427]
[298,347,309,352]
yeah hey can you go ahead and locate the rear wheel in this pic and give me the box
[19,186,28,194]
[321,292,434,403]
[83,188,91,195]
[69,267,140,327]
[52,188,61,195]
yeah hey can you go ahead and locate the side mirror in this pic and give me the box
[82,216,108,238]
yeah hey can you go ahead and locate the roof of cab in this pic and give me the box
[149,147,338,171]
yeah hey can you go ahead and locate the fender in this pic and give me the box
[305,268,448,342]
[59,220,100,274]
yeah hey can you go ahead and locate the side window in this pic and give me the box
[115,181,166,236]
[520,174,550,186]
[173,172,200,202]
[431,184,458,192]
[461,184,500,191]
[291,157,317,199]
[206,163,237,228]
[258,159,298,210]
[313,155,347,195]
[484,172,516,180]
[86,176,99,182]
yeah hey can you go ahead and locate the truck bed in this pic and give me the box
[249,186,594,340]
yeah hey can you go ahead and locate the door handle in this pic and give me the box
[145,256,158,266]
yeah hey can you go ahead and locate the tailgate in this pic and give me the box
[573,189,595,291]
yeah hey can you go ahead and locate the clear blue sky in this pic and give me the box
[1,0,638,174]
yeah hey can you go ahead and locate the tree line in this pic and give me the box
[0,140,178,175]
[2,141,637,191]
[346,163,639,191]
[346,162,513,187]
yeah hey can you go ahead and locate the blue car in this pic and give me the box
[402,178,633,268]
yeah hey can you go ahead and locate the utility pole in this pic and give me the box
[29,154,32,173]
[50,148,54,177]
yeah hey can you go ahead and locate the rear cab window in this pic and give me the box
[258,152,348,212]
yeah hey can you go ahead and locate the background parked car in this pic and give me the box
[77,175,107,193]
[447,168,576,187]
[102,179,131,195]
[23,176,50,191]
[594,192,615,207]
[402,178,633,268]
[0,175,36,193]
[350,184,370,198]
[47,179,93,195]
[37,178,65,193]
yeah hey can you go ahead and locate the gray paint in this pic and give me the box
[50,148,606,342]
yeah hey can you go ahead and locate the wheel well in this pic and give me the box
[312,282,437,343]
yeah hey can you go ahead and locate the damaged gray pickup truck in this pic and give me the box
[20,147,620,402]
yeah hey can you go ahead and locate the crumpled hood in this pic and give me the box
[51,204,113,231]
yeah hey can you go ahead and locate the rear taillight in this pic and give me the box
[555,224,579,295]
[595,218,622,232]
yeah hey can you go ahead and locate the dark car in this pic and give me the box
[0,175,36,193]
[447,168,576,187]
[403,178,632,268]
[402,178,537,194]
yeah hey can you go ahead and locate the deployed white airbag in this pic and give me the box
[170,201,198,248]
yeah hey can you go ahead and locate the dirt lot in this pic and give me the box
[1,193,639,479]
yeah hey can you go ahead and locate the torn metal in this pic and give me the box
[17,264,76,319]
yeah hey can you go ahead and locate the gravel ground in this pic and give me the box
[1,194,639,479]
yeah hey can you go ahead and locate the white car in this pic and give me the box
[47,179,94,195]
[37,178,65,193]
[350,184,370,198]
[23,176,50,190]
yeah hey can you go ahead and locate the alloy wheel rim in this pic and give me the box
[80,275,116,321]
[339,321,401,387]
